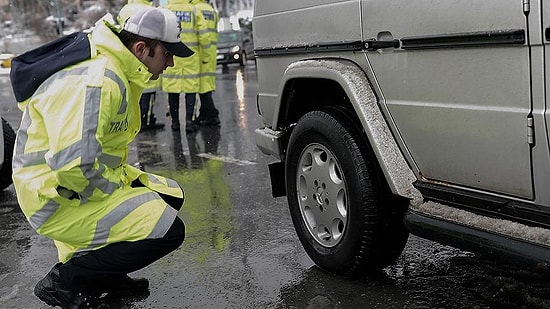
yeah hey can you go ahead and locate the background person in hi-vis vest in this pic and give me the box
[162,0,200,132]
[189,0,220,129]
[10,7,193,308]
[162,0,220,133]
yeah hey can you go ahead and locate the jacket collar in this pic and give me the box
[91,20,152,89]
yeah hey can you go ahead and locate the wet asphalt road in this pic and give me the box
[1,63,550,309]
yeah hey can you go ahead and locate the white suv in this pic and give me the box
[253,0,550,276]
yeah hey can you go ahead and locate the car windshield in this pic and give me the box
[219,32,241,43]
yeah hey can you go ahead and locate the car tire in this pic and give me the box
[0,118,15,190]
[285,108,409,277]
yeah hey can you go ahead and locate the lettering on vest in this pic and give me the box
[175,11,192,23]
[202,11,214,21]
[109,117,129,133]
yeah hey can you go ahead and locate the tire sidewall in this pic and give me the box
[286,110,378,275]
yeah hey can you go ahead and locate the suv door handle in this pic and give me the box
[546,27,550,41]
[364,39,400,51]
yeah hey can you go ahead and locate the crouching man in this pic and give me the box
[10,7,193,308]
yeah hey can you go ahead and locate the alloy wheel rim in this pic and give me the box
[296,143,348,247]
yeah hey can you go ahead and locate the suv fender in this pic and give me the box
[257,58,420,201]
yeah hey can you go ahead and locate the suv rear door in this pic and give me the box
[362,0,533,199]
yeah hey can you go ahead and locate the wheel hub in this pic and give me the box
[297,143,348,248]
[314,180,326,208]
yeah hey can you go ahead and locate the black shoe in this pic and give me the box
[106,276,149,297]
[185,120,199,133]
[34,264,109,309]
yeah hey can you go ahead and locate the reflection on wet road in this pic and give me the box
[1,63,550,309]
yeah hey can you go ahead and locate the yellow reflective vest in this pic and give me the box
[162,0,218,94]
[12,20,184,263]
[193,0,219,94]
[162,0,200,93]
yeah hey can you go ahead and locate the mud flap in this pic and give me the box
[268,161,286,197]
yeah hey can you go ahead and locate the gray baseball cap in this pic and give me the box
[124,7,193,58]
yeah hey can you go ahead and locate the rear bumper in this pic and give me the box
[254,127,285,161]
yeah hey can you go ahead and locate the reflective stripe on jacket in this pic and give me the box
[12,20,183,262]
[162,0,200,93]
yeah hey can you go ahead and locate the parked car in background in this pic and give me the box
[216,29,254,67]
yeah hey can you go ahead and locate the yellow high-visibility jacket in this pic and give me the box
[193,0,219,94]
[162,0,200,93]
[12,20,184,263]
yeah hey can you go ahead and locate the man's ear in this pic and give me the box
[132,41,148,60]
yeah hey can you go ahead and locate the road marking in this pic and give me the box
[197,153,256,166]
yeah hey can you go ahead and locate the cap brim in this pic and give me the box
[161,41,194,58]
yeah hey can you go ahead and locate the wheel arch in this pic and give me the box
[276,58,419,200]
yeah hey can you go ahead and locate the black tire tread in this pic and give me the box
[286,107,408,278]
[0,118,15,190]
